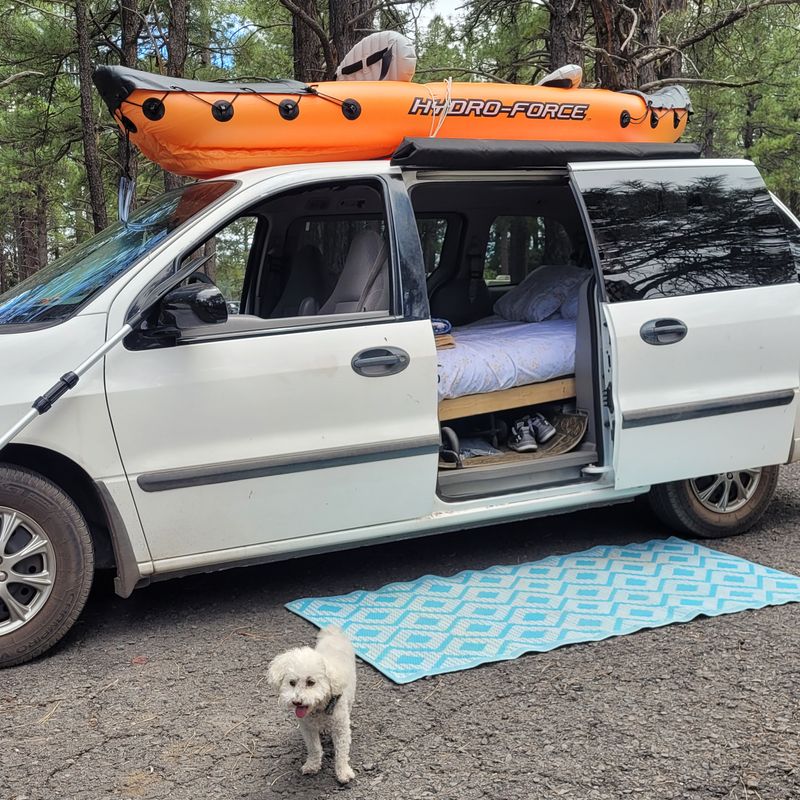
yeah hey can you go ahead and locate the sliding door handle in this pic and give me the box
[640,318,688,346]
[352,347,410,377]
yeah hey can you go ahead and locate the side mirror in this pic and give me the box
[161,282,229,328]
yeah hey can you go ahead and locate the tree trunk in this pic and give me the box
[0,243,7,294]
[588,0,662,89]
[291,0,326,82]
[548,0,585,72]
[698,107,717,157]
[742,93,759,153]
[76,0,108,232]
[203,237,217,282]
[329,0,374,67]
[164,0,189,191]
[36,181,48,270]
[15,193,38,280]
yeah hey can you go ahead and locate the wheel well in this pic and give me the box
[0,444,116,569]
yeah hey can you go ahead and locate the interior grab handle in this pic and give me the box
[640,318,688,346]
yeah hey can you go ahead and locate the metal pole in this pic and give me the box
[0,323,133,452]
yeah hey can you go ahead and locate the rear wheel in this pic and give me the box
[648,466,780,539]
[0,465,94,667]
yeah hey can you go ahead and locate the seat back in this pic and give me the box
[318,230,389,315]
[271,244,326,318]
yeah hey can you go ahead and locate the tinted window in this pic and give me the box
[0,181,235,326]
[576,165,796,302]
[485,216,573,286]
[775,204,800,277]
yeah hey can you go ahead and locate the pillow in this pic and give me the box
[494,264,587,323]
[560,285,581,320]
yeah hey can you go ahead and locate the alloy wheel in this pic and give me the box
[0,506,56,636]
[689,469,762,514]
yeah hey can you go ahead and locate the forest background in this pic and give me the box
[1,0,798,291]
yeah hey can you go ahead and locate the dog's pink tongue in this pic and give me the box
[295,706,309,719]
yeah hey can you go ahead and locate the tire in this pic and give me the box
[648,465,780,539]
[0,464,94,667]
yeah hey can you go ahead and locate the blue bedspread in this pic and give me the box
[437,316,576,401]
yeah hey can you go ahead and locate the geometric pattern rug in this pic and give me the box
[286,537,800,684]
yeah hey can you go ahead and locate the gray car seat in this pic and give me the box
[271,244,326,317]
[317,230,390,315]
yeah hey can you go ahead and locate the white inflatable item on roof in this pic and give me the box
[336,31,417,82]
[536,64,583,89]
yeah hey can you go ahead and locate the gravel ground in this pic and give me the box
[3,467,800,800]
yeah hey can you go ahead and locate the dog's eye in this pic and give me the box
[289,679,296,687]
[306,679,315,687]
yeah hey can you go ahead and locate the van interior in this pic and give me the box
[189,174,605,500]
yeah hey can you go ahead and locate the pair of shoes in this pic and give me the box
[508,413,557,453]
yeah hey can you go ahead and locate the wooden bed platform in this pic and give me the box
[438,376,576,421]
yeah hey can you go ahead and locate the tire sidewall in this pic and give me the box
[666,466,779,538]
[0,466,94,667]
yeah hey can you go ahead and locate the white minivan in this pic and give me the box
[2,140,800,667]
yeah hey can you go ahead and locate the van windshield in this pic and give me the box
[0,180,235,327]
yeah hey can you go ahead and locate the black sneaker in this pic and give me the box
[528,412,557,444]
[509,418,538,452]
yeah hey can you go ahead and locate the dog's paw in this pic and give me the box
[301,760,322,775]
[335,765,355,784]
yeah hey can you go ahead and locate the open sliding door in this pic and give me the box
[569,159,800,490]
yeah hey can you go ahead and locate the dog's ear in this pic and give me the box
[267,652,291,689]
[322,655,349,697]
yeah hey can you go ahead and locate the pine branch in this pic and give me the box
[638,0,800,68]
[0,70,43,89]
[350,0,415,25]
[639,76,762,91]
[278,0,337,79]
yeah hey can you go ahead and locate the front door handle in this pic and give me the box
[352,347,410,377]
[640,318,688,346]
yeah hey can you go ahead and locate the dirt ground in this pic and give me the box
[3,467,800,800]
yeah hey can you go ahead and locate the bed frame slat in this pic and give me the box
[438,377,577,421]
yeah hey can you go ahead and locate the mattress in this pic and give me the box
[437,316,577,401]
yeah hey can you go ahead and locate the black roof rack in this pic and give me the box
[390,138,701,170]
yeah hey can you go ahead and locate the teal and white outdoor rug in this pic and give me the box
[286,537,800,684]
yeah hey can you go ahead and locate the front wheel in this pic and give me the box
[0,465,94,667]
[648,466,780,539]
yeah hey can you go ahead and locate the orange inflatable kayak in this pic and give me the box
[94,65,691,179]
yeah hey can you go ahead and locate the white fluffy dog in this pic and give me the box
[268,626,357,784]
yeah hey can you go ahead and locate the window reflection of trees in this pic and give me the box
[583,173,795,302]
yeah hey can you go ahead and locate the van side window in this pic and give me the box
[263,181,392,319]
[190,216,260,313]
[577,165,797,302]
[775,204,800,277]
[484,216,572,286]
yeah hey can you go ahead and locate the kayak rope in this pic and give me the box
[119,83,361,123]
[428,77,453,138]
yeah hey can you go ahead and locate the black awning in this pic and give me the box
[390,138,702,170]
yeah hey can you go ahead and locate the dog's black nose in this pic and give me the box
[292,700,303,706]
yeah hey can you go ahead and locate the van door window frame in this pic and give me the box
[125,174,426,347]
